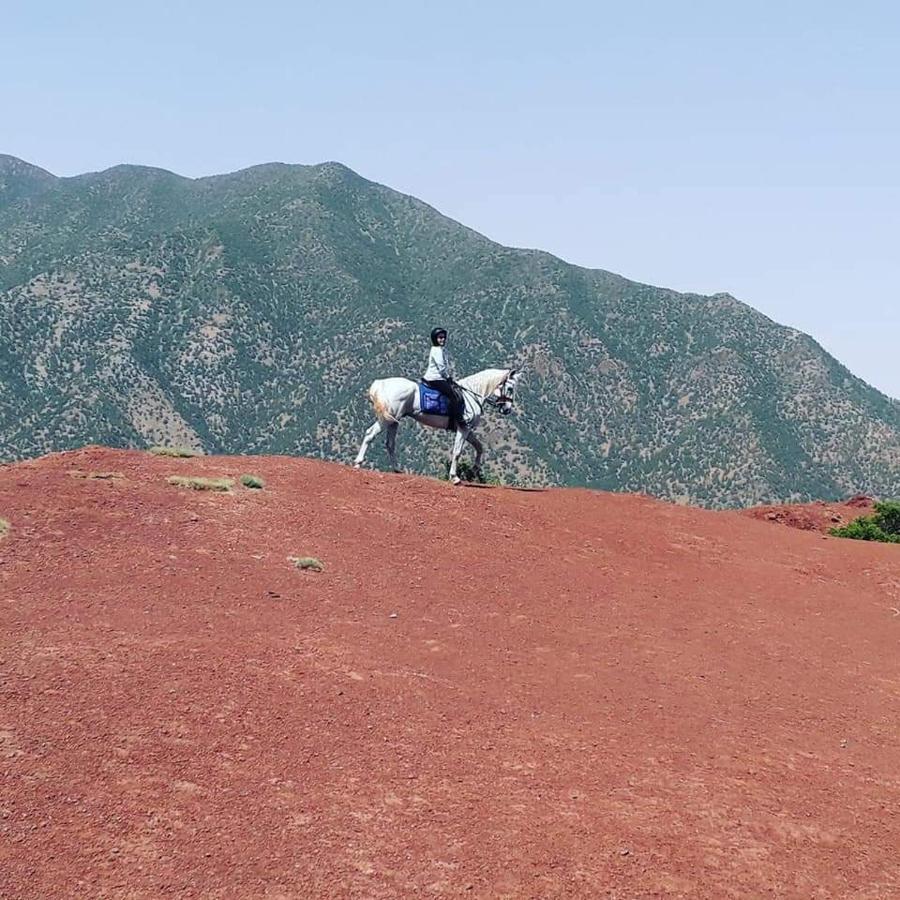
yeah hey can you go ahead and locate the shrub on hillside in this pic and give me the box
[0,518,10,539]
[830,500,900,544]
[873,499,900,534]
[240,474,265,489]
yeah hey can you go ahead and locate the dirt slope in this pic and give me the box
[742,495,876,534]
[1,448,899,899]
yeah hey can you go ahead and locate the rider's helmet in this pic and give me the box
[430,327,448,346]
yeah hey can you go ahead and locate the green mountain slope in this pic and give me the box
[2,154,898,506]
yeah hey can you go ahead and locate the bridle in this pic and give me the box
[485,390,516,408]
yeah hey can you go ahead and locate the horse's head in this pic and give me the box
[491,369,524,416]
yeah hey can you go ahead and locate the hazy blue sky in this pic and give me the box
[4,1,898,396]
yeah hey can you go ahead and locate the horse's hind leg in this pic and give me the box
[384,423,401,473]
[354,420,383,468]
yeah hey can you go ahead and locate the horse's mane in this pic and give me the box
[458,368,510,398]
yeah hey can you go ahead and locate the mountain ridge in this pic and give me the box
[1,153,898,506]
[0,157,761,291]
[0,155,861,328]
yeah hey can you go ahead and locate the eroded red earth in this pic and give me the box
[742,495,876,535]
[1,448,899,898]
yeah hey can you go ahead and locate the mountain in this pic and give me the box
[2,447,900,895]
[1,155,898,506]
[0,154,56,202]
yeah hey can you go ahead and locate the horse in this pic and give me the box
[353,368,523,484]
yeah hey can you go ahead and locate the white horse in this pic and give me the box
[354,368,523,484]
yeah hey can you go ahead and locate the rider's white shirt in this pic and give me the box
[423,346,453,381]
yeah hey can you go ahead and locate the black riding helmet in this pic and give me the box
[430,327,448,346]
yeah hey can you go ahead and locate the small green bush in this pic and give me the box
[830,519,900,543]
[830,500,900,544]
[167,475,233,492]
[149,446,203,458]
[289,556,324,572]
[873,500,900,535]
[240,474,265,489]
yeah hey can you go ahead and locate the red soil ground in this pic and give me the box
[2,447,899,898]
[742,495,876,535]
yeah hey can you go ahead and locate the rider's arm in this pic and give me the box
[439,347,454,381]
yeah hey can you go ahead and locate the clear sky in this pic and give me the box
[4,1,898,397]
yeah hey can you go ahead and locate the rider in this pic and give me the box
[423,327,466,430]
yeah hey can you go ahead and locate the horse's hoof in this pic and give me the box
[392,468,402,474]
[451,476,462,486]
[353,463,361,470]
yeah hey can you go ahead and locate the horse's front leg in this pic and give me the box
[354,420,383,468]
[448,427,468,485]
[384,423,401,473]
[466,430,484,477]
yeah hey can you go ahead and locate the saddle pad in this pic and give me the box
[419,383,450,415]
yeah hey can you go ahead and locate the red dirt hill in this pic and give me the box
[2,448,899,898]
[742,495,876,535]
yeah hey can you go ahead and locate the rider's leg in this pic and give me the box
[450,386,466,428]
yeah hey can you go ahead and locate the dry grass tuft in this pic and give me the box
[288,556,324,572]
[167,475,233,492]
[0,518,10,539]
[149,446,203,458]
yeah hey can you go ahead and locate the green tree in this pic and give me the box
[830,500,900,544]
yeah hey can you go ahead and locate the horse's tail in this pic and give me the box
[368,381,400,424]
